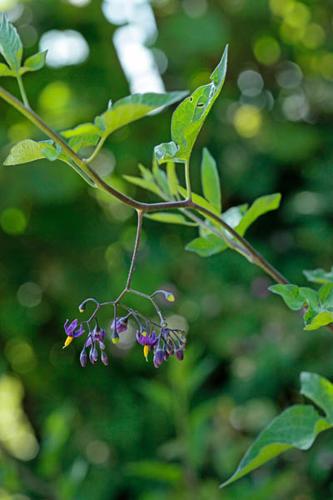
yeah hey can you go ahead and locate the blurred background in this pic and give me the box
[0,0,333,498]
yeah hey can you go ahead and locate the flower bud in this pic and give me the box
[80,349,88,368]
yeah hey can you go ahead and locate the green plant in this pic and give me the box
[1,13,333,488]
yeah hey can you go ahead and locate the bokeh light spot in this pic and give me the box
[39,30,89,68]
[233,105,262,138]
[0,208,27,235]
[254,36,281,65]
[17,282,43,308]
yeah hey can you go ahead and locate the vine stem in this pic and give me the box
[16,75,30,108]
[0,85,289,288]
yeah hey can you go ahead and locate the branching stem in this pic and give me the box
[0,85,289,290]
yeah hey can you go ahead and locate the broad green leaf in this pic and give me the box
[96,91,187,138]
[0,62,15,76]
[166,162,179,196]
[221,404,331,488]
[20,50,47,74]
[318,283,333,306]
[4,139,50,165]
[178,186,220,216]
[269,284,304,311]
[146,213,197,226]
[304,267,333,285]
[186,234,227,257]
[68,134,99,153]
[236,193,281,236]
[201,148,221,211]
[299,287,320,310]
[154,46,228,163]
[301,372,333,423]
[0,14,22,72]
[61,123,101,138]
[123,175,162,196]
[304,311,333,331]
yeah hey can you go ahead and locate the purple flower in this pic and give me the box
[64,319,84,338]
[80,349,88,368]
[136,330,157,361]
[175,347,184,361]
[63,319,84,348]
[153,346,166,368]
[136,330,157,346]
[89,345,98,364]
[111,317,128,334]
[101,351,109,366]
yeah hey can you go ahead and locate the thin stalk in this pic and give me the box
[85,135,106,163]
[16,75,30,108]
[184,160,192,201]
[115,209,143,303]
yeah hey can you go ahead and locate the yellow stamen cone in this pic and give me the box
[63,336,73,349]
[143,345,150,361]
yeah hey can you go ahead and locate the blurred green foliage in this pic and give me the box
[0,0,333,498]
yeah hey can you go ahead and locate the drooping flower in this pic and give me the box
[136,330,157,361]
[111,317,128,334]
[63,319,84,348]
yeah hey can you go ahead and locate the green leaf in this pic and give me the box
[166,162,179,196]
[4,139,49,165]
[96,91,187,138]
[0,14,22,72]
[300,372,333,423]
[152,161,170,195]
[221,404,331,488]
[236,193,281,236]
[201,148,221,211]
[178,186,220,216]
[0,62,15,76]
[154,46,228,163]
[123,175,162,196]
[146,213,197,226]
[304,267,333,285]
[269,284,305,311]
[61,123,101,138]
[186,234,227,257]
[20,50,47,74]
[304,311,333,331]
[68,134,99,153]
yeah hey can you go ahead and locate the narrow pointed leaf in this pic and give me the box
[166,162,179,196]
[123,175,162,196]
[154,46,228,163]
[20,50,47,74]
[178,186,220,216]
[61,123,101,138]
[201,148,221,211]
[236,193,281,236]
[96,91,188,138]
[0,14,22,72]
[146,213,197,226]
[304,267,333,285]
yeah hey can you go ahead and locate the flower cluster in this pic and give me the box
[62,289,186,368]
